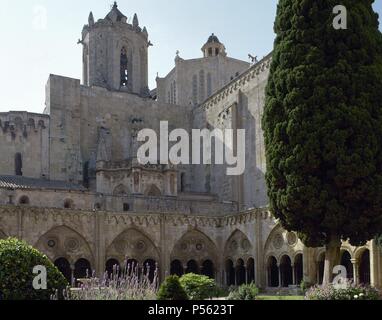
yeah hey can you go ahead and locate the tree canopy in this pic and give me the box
[262,0,382,247]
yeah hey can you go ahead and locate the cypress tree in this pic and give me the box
[263,0,382,284]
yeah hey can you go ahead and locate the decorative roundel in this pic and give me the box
[230,240,239,251]
[135,240,146,252]
[241,239,251,251]
[180,242,188,251]
[47,239,56,248]
[196,243,204,251]
[287,232,298,247]
[64,238,80,252]
[273,233,284,250]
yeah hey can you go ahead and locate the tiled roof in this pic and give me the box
[0,175,86,191]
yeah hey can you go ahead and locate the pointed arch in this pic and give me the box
[35,225,94,265]
[171,229,218,273]
[145,184,162,197]
[224,229,253,262]
[107,228,159,264]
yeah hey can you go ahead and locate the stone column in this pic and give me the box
[370,240,377,287]
[70,263,75,287]
[316,263,320,285]
[278,264,282,288]
[351,259,358,285]
[245,267,248,284]
[292,264,296,285]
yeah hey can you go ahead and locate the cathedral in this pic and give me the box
[0,3,381,290]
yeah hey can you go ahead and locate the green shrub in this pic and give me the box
[300,281,313,293]
[0,238,68,300]
[157,275,189,300]
[305,283,381,300]
[227,283,259,300]
[179,273,216,300]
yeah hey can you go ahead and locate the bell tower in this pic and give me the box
[80,2,150,96]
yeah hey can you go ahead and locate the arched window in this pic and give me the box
[15,153,23,176]
[64,199,74,209]
[19,196,30,205]
[120,47,128,87]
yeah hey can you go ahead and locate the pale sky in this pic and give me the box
[0,0,381,113]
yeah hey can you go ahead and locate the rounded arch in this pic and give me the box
[63,199,74,209]
[19,195,30,205]
[107,228,159,265]
[170,229,218,270]
[35,225,94,266]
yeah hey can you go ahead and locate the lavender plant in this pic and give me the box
[305,280,381,300]
[53,260,159,300]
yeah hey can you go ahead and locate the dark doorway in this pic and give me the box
[280,256,293,287]
[341,251,353,281]
[294,254,303,285]
[170,260,184,277]
[186,260,199,274]
[359,250,371,285]
[268,256,279,287]
[54,258,71,283]
[201,260,214,279]
[226,260,235,286]
[236,259,246,286]
[74,258,92,286]
[247,258,255,283]
[317,253,325,285]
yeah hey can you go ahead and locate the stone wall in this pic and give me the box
[0,112,49,179]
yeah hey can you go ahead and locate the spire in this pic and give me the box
[133,13,139,28]
[113,1,118,9]
[88,12,94,27]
